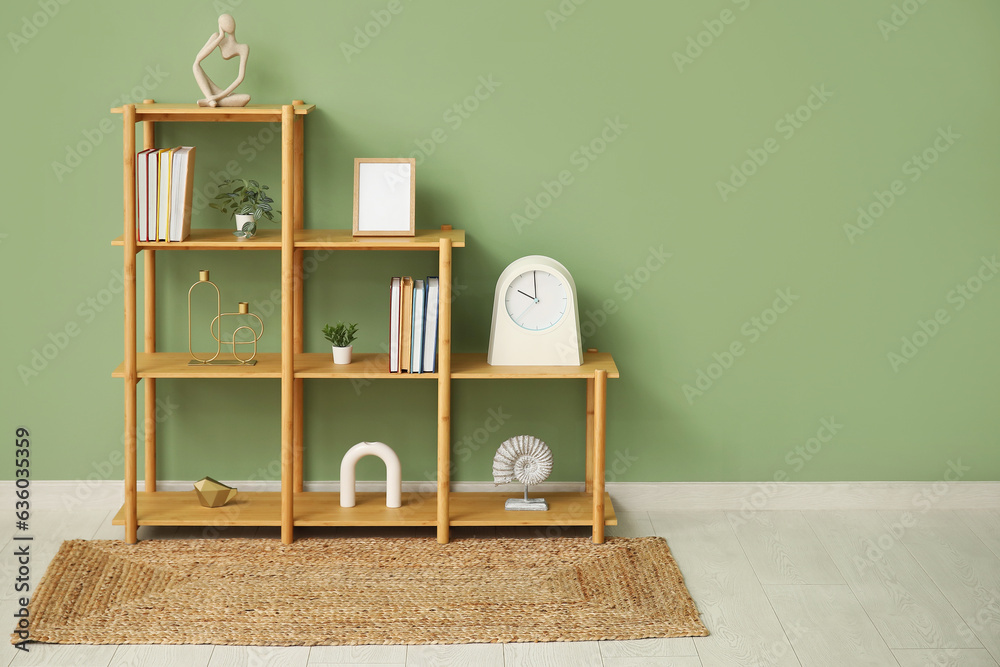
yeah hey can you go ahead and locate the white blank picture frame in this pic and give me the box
[353,158,416,237]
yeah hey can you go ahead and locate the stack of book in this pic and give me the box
[135,147,196,242]
[389,276,440,373]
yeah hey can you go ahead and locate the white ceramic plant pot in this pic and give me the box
[332,345,353,365]
[235,214,255,231]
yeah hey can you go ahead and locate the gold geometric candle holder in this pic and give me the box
[193,476,238,507]
[188,270,263,365]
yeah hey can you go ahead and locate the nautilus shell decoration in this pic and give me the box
[492,435,552,511]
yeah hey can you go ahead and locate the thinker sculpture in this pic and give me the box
[193,14,250,107]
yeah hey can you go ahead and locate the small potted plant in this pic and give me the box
[323,322,358,365]
[209,179,279,238]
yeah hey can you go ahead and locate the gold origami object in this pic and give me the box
[194,476,238,507]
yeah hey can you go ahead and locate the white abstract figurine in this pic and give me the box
[193,14,250,108]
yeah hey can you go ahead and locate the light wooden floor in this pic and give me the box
[5,495,1000,666]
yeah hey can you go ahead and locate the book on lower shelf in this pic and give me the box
[389,275,440,373]
[389,277,401,373]
[135,146,195,243]
[423,277,439,372]
[411,279,426,374]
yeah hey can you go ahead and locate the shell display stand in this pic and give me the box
[506,495,548,511]
[109,101,619,545]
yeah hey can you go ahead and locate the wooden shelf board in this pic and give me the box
[113,492,281,526]
[295,228,465,249]
[112,228,465,251]
[450,492,616,526]
[451,352,620,379]
[111,103,315,123]
[294,492,438,526]
[113,352,618,380]
[112,228,283,249]
[112,491,615,528]
[296,353,439,378]
[112,353,282,378]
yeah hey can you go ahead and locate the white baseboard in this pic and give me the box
[9,480,1000,512]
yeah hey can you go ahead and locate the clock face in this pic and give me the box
[504,269,568,331]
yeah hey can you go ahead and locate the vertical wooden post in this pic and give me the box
[592,369,607,544]
[436,236,453,544]
[123,104,138,544]
[292,101,305,493]
[585,377,595,493]
[141,100,157,493]
[280,105,296,544]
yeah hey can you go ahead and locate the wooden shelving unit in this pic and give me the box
[112,101,617,546]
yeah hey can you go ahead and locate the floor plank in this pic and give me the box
[885,511,1000,661]
[207,645,310,667]
[649,511,798,667]
[9,644,117,667]
[765,584,898,666]
[893,648,999,666]
[308,646,406,664]
[959,511,1000,560]
[599,637,699,657]
[602,658,704,667]
[805,510,979,649]
[606,511,655,538]
[404,643,503,666]
[728,511,843,585]
[504,641,603,666]
[109,644,213,667]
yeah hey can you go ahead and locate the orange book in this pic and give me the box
[400,277,413,372]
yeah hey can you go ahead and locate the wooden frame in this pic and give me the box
[352,158,415,237]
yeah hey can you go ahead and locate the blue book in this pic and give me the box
[423,277,439,373]
[411,279,426,374]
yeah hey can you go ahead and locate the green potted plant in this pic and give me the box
[209,179,279,238]
[323,322,358,364]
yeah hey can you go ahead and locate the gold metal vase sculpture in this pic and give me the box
[188,270,263,365]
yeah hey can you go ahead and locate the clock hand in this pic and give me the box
[532,270,537,299]
[517,289,534,300]
[515,300,538,324]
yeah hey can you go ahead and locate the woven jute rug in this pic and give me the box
[14,536,707,646]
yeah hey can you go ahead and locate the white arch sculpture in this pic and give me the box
[340,441,402,508]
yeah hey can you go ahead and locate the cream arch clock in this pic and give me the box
[487,255,583,366]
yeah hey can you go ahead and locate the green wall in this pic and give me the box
[3,0,999,484]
